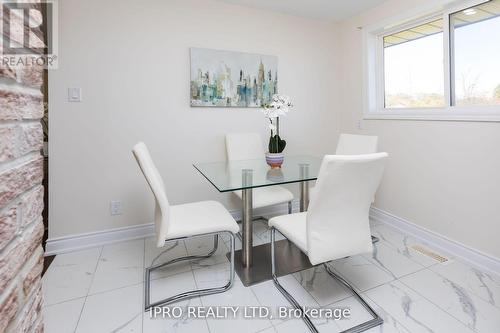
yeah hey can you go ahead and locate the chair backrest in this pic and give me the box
[132,142,170,248]
[306,153,387,265]
[225,133,264,161]
[335,134,378,155]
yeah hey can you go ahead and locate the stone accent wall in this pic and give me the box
[0,2,46,332]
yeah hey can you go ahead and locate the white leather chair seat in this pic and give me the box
[269,212,308,254]
[167,201,240,239]
[233,186,293,209]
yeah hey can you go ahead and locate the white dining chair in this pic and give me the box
[132,142,239,311]
[225,133,294,217]
[310,133,379,210]
[336,133,378,155]
[269,153,388,333]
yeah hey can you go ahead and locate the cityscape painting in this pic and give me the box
[190,48,278,107]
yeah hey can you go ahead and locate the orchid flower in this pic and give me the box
[261,94,293,155]
[261,94,293,119]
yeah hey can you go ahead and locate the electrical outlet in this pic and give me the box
[110,200,123,216]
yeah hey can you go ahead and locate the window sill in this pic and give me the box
[364,107,500,122]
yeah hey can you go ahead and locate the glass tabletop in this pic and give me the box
[193,155,322,192]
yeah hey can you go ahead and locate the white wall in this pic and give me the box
[48,0,339,238]
[335,0,500,259]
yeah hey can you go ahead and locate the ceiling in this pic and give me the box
[215,0,388,22]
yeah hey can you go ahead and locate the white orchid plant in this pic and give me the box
[262,94,293,154]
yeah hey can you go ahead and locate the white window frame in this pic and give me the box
[363,0,500,121]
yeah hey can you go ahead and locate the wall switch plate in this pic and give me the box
[68,87,82,102]
[110,200,123,215]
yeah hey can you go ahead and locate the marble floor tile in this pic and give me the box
[253,220,271,241]
[149,270,197,305]
[258,295,410,333]
[221,231,242,251]
[430,259,500,309]
[253,234,270,246]
[143,296,210,333]
[315,296,373,333]
[371,224,453,267]
[42,247,101,306]
[185,234,231,270]
[294,266,352,306]
[256,222,286,244]
[238,220,274,247]
[251,275,319,324]
[191,261,237,290]
[43,220,488,333]
[220,219,285,250]
[362,241,426,279]
[89,239,144,295]
[259,318,312,333]
[76,283,143,333]
[234,234,243,251]
[362,296,411,333]
[195,277,272,333]
[400,268,500,332]
[366,280,474,333]
[144,237,192,280]
[328,255,394,292]
[42,297,85,333]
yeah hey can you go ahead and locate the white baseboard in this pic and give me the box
[44,223,155,256]
[46,202,500,277]
[45,200,300,256]
[370,206,500,276]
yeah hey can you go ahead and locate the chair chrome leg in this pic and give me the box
[323,264,383,332]
[288,201,293,214]
[270,228,384,333]
[271,228,318,333]
[144,231,235,311]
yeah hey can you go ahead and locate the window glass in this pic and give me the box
[451,0,500,106]
[383,19,445,108]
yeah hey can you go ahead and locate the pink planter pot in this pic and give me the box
[265,152,284,169]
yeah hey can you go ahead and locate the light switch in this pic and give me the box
[68,87,82,102]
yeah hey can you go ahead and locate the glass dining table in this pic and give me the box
[193,155,322,286]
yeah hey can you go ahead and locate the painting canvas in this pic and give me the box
[190,48,278,107]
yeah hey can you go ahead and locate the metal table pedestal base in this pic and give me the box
[227,239,313,287]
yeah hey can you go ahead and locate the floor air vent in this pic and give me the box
[410,244,449,263]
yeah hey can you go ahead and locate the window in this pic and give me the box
[450,1,500,106]
[383,19,445,108]
[364,0,500,121]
